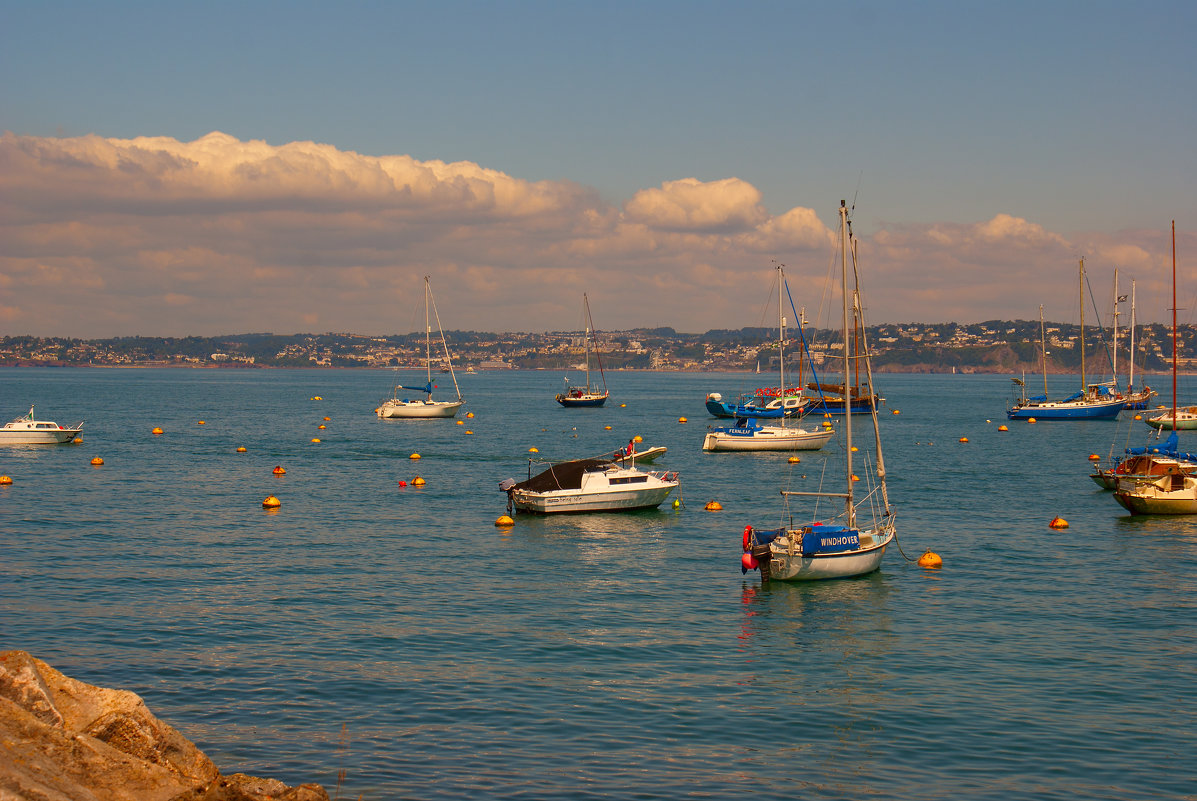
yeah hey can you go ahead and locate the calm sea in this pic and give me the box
[2,367,1195,800]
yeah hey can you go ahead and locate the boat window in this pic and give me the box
[609,476,648,485]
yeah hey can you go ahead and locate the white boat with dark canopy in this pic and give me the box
[0,406,84,445]
[740,201,895,581]
[377,276,464,419]
[500,456,679,514]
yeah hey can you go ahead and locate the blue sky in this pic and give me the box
[2,1,1195,336]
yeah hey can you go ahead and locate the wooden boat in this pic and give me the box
[740,201,894,581]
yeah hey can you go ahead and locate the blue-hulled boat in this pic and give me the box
[1007,264,1122,422]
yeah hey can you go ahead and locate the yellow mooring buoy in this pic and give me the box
[0,475,12,485]
[262,495,281,508]
[152,427,164,435]
[90,457,104,466]
[412,476,426,486]
[410,453,421,460]
[273,466,286,475]
[495,515,514,527]
[236,446,247,453]
[1049,516,1069,529]
[678,417,688,423]
[704,500,722,511]
[917,550,943,569]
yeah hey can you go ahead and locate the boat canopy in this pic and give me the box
[514,458,612,492]
[1127,432,1197,461]
[398,382,434,395]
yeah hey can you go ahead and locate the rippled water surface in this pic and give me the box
[2,368,1195,799]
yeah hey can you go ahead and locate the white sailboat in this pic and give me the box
[702,265,834,452]
[377,277,464,419]
[740,200,895,581]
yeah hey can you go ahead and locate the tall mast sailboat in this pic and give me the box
[556,294,609,407]
[739,200,894,581]
[1006,258,1124,420]
[377,277,465,419]
[702,264,835,452]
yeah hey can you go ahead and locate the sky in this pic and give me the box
[2,0,1195,338]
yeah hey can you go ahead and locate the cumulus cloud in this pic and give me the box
[0,131,1182,336]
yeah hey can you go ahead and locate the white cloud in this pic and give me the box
[0,131,1184,336]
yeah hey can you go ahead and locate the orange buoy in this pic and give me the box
[1134,414,1142,420]
[262,495,281,508]
[398,480,407,487]
[528,447,538,453]
[892,409,900,415]
[466,411,475,418]
[152,427,164,435]
[1049,516,1069,529]
[410,453,421,460]
[620,404,627,408]
[1088,453,1101,461]
[959,437,969,443]
[318,424,326,429]
[197,420,205,425]
[90,457,104,466]
[236,446,247,453]
[998,425,1009,431]
[72,437,82,443]
[704,500,722,511]
[412,476,426,486]
[851,474,860,482]
[0,475,12,485]
[311,438,321,443]
[917,550,943,569]
[604,425,612,430]
[465,430,474,435]
[456,420,465,425]
[495,515,515,527]
[822,421,833,428]
[633,435,643,443]
[323,416,330,421]
[788,456,800,464]
[1028,417,1037,424]
[851,445,859,452]
[678,417,688,423]
[272,466,286,475]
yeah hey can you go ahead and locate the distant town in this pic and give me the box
[3,320,1195,374]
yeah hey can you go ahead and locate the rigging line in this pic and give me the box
[1083,271,1118,384]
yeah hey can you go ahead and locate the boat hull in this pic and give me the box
[1144,408,1197,429]
[702,426,833,452]
[1113,488,1197,515]
[0,428,81,445]
[1007,398,1124,420]
[377,400,463,419]
[556,393,608,408]
[511,484,675,514]
[763,530,893,581]
[613,445,667,464]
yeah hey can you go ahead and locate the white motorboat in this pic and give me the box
[741,201,895,581]
[0,406,84,445]
[377,276,465,419]
[501,457,679,514]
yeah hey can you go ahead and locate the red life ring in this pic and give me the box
[742,524,753,551]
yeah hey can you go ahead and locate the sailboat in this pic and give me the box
[702,265,834,452]
[740,200,894,580]
[376,277,465,419]
[1006,259,1124,420]
[556,294,609,407]
[1116,277,1157,409]
[1113,222,1197,513]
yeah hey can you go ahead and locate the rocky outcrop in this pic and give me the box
[0,650,329,801]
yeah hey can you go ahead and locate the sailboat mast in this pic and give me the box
[777,263,786,400]
[424,276,432,389]
[839,201,853,522]
[1130,280,1137,391]
[582,293,591,390]
[1172,221,1178,428]
[1079,258,1086,391]
[1040,305,1048,399]
[1112,268,1119,384]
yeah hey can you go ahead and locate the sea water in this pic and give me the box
[1,367,1194,800]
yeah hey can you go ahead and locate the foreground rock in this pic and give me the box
[0,650,329,801]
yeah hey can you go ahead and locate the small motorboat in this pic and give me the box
[0,406,84,445]
[612,445,667,464]
[500,457,679,514]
